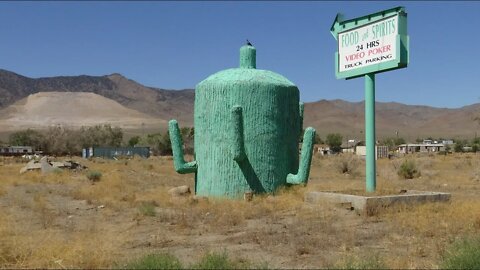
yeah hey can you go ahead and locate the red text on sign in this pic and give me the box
[368,45,391,56]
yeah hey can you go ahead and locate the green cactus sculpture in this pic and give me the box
[169,44,316,199]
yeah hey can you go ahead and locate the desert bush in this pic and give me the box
[137,201,157,217]
[192,251,242,269]
[441,236,480,269]
[335,254,387,269]
[32,193,55,229]
[123,251,263,270]
[397,159,420,179]
[124,253,183,269]
[86,171,102,182]
[335,155,360,176]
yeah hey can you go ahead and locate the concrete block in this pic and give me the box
[305,190,451,216]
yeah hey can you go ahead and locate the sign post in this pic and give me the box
[365,73,376,192]
[330,7,409,192]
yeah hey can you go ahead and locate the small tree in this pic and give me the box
[472,137,480,153]
[445,144,452,154]
[44,125,82,155]
[8,129,46,150]
[138,131,172,155]
[314,133,324,144]
[161,131,172,155]
[79,124,123,148]
[454,139,467,153]
[473,144,479,153]
[381,137,406,151]
[395,137,406,146]
[326,133,343,153]
[128,136,141,147]
[472,137,480,145]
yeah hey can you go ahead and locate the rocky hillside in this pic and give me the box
[304,99,480,140]
[0,92,164,131]
[0,69,194,125]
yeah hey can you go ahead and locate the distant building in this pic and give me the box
[313,144,332,156]
[355,145,389,159]
[398,143,445,154]
[340,139,358,154]
[441,139,454,145]
[422,139,453,145]
[82,146,150,159]
[0,146,33,156]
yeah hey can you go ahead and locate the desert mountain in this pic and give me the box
[0,92,165,131]
[0,69,479,140]
[304,99,480,140]
[0,69,194,125]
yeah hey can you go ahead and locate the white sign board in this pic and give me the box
[338,15,398,73]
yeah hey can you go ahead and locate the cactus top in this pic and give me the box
[240,45,256,69]
[197,45,296,88]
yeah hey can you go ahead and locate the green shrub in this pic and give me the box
[86,171,102,182]
[122,251,266,270]
[191,251,264,269]
[192,252,234,269]
[397,159,420,179]
[137,201,157,217]
[441,236,480,269]
[125,253,183,269]
[335,254,387,269]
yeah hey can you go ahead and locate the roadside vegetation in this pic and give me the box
[441,236,480,269]
[3,124,195,156]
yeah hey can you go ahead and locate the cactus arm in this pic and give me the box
[287,127,316,185]
[169,119,197,174]
[231,105,246,162]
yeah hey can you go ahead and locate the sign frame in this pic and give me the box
[331,6,409,80]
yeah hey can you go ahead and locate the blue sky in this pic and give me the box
[0,1,479,108]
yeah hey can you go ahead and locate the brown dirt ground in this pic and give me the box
[0,153,479,268]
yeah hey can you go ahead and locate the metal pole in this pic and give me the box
[365,73,376,192]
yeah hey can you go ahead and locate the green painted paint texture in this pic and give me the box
[365,73,376,192]
[169,44,316,199]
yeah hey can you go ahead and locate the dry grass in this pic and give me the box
[0,153,479,268]
[0,213,121,268]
